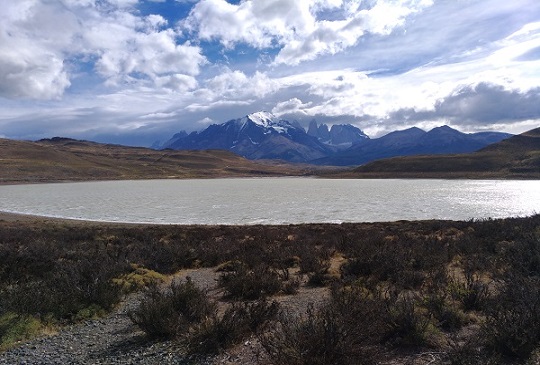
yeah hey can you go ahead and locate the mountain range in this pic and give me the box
[160,111,512,166]
[1,127,537,183]
[349,127,540,178]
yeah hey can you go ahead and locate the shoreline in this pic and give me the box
[0,211,153,227]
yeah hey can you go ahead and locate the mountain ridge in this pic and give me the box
[313,125,513,166]
[344,127,540,178]
[161,111,512,166]
[162,111,333,162]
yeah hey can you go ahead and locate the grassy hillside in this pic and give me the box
[345,127,540,179]
[0,138,314,183]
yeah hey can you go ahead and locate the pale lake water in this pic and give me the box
[0,178,538,225]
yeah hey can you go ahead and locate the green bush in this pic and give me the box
[112,264,166,293]
[449,271,490,312]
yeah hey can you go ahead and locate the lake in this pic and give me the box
[0,178,538,224]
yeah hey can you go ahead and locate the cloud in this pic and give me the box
[0,0,206,99]
[272,98,313,115]
[203,69,280,99]
[388,82,540,126]
[1,0,539,145]
[183,0,433,65]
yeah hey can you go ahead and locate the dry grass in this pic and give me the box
[0,138,316,183]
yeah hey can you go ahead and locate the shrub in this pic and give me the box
[218,262,283,300]
[299,256,331,287]
[449,271,489,312]
[483,276,540,359]
[423,292,466,332]
[260,284,384,365]
[0,255,124,321]
[112,264,166,294]
[383,291,433,347]
[186,299,279,355]
[128,278,216,339]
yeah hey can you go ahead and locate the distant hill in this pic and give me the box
[347,127,540,178]
[313,125,513,166]
[0,137,312,184]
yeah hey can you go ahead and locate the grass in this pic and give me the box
[0,313,48,351]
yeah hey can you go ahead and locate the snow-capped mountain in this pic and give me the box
[161,112,512,165]
[307,120,369,149]
[161,112,333,162]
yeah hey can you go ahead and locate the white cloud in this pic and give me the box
[154,74,199,92]
[0,0,206,99]
[184,0,432,65]
[272,98,313,115]
[204,69,280,99]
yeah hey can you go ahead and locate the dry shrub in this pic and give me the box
[484,276,540,360]
[128,278,216,339]
[186,299,279,354]
[260,284,384,365]
[218,262,283,300]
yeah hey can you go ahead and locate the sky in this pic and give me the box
[1,0,539,147]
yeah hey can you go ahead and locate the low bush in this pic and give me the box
[449,271,490,312]
[1,255,124,321]
[483,276,540,360]
[383,291,434,346]
[186,299,279,354]
[128,278,216,339]
[112,264,166,294]
[218,262,283,300]
[260,284,384,365]
[423,292,466,332]
[299,255,331,287]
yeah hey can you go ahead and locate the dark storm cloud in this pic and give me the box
[389,83,540,126]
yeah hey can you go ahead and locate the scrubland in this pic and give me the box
[1,214,539,364]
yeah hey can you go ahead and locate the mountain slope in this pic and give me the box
[313,126,512,166]
[348,127,540,178]
[0,137,311,183]
[162,112,333,162]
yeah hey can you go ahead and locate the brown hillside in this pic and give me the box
[0,138,312,183]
